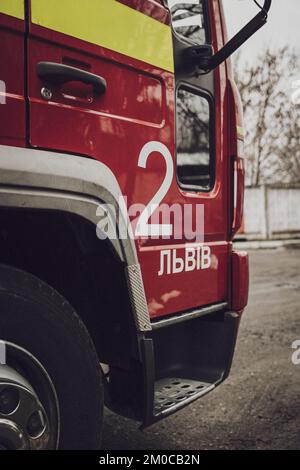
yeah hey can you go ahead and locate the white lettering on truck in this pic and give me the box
[158,246,211,276]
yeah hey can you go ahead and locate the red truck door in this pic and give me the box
[0,1,26,147]
[26,0,230,320]
[138,1,231,319]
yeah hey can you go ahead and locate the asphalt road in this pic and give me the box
[102,248,300,450]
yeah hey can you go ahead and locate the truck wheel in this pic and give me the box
[0,264,103,450]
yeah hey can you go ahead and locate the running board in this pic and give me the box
[154,377,214,416]
[141,311,240,427]
[106,310,240,427]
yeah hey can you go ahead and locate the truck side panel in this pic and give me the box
[26,0,231,319]
[0,2,26,147]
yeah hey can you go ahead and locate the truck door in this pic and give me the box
[0,1,26,146]
[25,0,229,320]
[139,0,231,320]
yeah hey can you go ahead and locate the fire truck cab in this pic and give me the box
[0,0,271,450]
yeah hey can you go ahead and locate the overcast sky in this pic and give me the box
[222,0,300,65]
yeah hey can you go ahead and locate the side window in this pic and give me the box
[167,0,209,45]
[176,88,213,191]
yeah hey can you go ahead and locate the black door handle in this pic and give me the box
[37,62,107,95]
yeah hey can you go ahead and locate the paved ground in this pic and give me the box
[102,249,300,450]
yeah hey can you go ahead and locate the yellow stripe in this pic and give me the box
[31,0,174,73]
[0,0,24,20]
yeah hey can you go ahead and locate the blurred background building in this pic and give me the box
[223,0,300,240]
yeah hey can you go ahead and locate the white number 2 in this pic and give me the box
[135,141,174,237]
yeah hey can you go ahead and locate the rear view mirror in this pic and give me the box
[167,0,272,72]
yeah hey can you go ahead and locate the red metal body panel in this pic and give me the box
[141,241,229,318]
[231,251,249,312]
[25,0,233,319]
[219,1,246,239]
[0,13,26,147]
[0,0,249,319]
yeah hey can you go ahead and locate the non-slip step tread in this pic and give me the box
[154,377,213,414]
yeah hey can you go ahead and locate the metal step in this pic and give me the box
[154,377,214,415]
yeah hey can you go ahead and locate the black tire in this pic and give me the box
[0,264,103,450]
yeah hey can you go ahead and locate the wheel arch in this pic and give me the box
[0,145,152,367]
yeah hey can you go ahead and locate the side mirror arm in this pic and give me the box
[209,0,272,70]
[186,0,272,72]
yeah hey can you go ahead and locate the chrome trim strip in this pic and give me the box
[151,302,228,330]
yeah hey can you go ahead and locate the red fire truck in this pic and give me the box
[0,0,271,450]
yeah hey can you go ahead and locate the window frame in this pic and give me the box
[165,0,211,47]
[175,82,215,193]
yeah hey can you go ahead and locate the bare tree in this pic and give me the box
[235,47,300,186]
